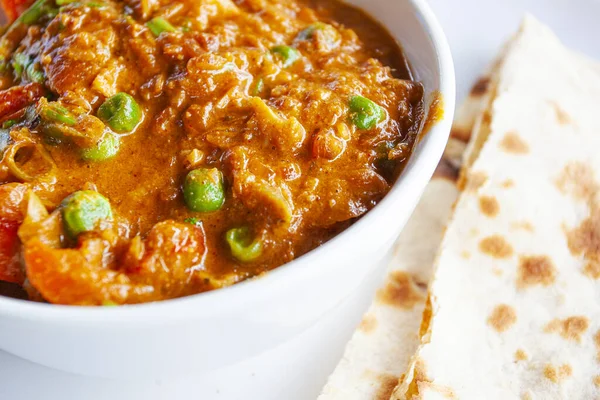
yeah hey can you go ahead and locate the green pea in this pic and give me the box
[270,45,300,67]
[225,226,263,262]
[183,168,225,213]
[97,93,142,133]
[2,119,17,129]
[348,95,385,130]
[81,133,120,162]
[146,17,176,37]
[61,190,113,237]
[40,103,77,126]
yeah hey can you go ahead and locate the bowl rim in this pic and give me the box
[0,0,456,323]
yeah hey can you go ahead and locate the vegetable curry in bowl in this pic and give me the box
[0,0,424,305]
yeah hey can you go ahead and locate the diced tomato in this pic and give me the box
[0,82,45,121]
[1,0,34,22]
[25,221,208,305]
[0,183,27,284]
[24,238,114,305]
[0,220,22,283]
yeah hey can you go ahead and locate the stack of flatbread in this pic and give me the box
[319,16,600,400]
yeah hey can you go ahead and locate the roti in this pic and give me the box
[317,175,458,400]
[393,16,600,400]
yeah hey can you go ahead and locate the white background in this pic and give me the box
[1,0,599,399]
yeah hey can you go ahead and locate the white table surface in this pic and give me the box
[1,0,599,399]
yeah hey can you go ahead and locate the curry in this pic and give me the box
[0,0,424,305]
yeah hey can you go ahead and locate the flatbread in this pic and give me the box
[317,59,499,400]
[317,176,457,400]
[444,39,511,171]
[393,16,600,400]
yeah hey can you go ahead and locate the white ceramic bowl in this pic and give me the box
[0,0,455,379]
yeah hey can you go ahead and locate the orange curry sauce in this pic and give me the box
[0,0,424,305]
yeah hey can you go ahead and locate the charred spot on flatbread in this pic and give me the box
[515,349,528,362]
[487,304,517,332]
[479,235,514,259]
[376,271,424,309]
[499,132,530,154]
[544,316,589,342]
[470,77,491,97]
[584,261,600,280]
[482,109,493,126]
[460,170,488,192]
[374,373,399,400]
[517,255,557,288]
[555,162,598,200]
[594,376,600,387]
[543,364,572,383]
[567,213,600,259]
[501,179,515,188]
[358,314,378,333]
[479,195,500,217]
[414,279,428,292]
[552,102,572,125]
[567,212,600,279]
